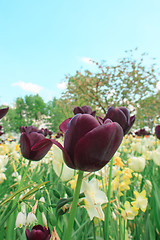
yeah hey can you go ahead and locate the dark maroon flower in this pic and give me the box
[97,106,135,135]
[55,132,64,138]
[19,126,53,161]
[73,105,96,117]
[26,225,51,240]
[155,125,160,139]
[135,128,150,137]
[59,105,96,134]
[54,114,123,172]
[0,107,9,119]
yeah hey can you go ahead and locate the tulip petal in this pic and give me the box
[96,116,104,125]
[74,122,123,171]
[155,125,160,139]
[64,114,100,167]
[104,107,128,131]
[59,118,71,133]
[0,107,9,119]
[20,133,31,159]
[119,107,130,125]
[124,115,135,134]
[30,139,53,161]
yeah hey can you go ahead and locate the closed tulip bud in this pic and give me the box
[128,156,145,172]
[59,105,96,134]
[97,106,135,135]
[53,113,123,172]
[19,126,53,161]
[25,224,51,240]
[73,105,96,117]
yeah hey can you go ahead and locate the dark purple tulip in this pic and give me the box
[97,106,135,135]
[155,125,160,139]
[19,126,53,161]
[73,105,96,117]
[135,128,150,137]
[26,225,51,240]
[59,105,96,134]
[54,114,123,172]
[55,132,64,138]
[0,107,9,119]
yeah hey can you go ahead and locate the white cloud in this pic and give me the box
[57,81,67,90]
[80,57,94,64]
[12,81,43,94]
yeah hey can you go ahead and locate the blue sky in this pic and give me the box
[0,0,160,106]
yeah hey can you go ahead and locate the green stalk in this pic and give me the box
[104,157,114,240]
[63,170,84,240]
[6,160,31,240]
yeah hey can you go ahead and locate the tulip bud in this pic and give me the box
[128,156,145,172]
[19,126,53,161]
[56,114,123,172]
[26,225,51,240]
[97,106,135,135]
[73,105,96,117]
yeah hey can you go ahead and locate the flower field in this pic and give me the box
[0,132,160,239]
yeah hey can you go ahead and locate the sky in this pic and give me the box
[0,0,160,106]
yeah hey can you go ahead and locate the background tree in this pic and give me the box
[136,91,160,130]
[62,50,159,129]
[46,97,73,133]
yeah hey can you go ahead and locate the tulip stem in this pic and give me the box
[63,170,84,240]
[104,157,114,240]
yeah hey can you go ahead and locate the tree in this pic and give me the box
[136,91,160,130]
[46,97,73,133]
[62,50,159,127]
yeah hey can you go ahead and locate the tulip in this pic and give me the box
[73,105,96,116]
[19,126,53,161]
[54,113,123,172]
[0,107,9,119]
[59,105,96,134]
[26,225,51,240]
[97,106,135,135]
[155,125,160,139]
[135,128,150,136]
[128,156,145,172]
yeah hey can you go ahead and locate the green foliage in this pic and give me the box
[136,91,160,130]
[62,50,159,129]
